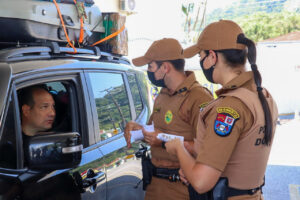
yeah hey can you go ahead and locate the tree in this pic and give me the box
[236,11,300,42]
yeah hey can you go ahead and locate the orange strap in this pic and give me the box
[79,18,84,43]
[53,0,77,53]
[91,25,125,46]
[73,0,84,44]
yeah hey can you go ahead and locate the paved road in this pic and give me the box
[263,120,300,200]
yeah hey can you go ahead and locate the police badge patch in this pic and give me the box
[214,107,240,136]
[165,110,173,124]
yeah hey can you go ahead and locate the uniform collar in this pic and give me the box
[216,71,253,96]
[160,71,197,96]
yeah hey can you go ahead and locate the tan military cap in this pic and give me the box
[132,38,184,66]
[183,20,246,58]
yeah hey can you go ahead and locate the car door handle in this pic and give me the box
[82,169,106,188]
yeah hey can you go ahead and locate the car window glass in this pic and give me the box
[0,95,17,169]
[127,73,143,118]
[88,72,131,141]
[45,82,71,132]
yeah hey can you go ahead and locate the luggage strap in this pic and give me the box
[53,0,78,53]
[53,0,125,51]
[152,166,180,182]
[91,25,125,47]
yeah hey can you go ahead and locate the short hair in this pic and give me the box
[156,59,185,72]
[18,84,50,109]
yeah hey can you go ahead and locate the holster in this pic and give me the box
[135,145,153,190]
[188,178,228,200]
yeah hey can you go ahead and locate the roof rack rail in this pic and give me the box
[0,42,130,64]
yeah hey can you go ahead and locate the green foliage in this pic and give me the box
[96,84,131,131]
[183,0,300,42]
[236,11,300,41]
[206,0,287,25]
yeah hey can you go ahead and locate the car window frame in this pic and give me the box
[14,70,91,147]
[126,72,145,119]
[0,84,23,169]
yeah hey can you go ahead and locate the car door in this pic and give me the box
[84,67,149,200]
[0,69,107,200]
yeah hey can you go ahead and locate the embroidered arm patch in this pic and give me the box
[214,107,240,136]
[199,102,209,112]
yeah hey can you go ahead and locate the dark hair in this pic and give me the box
[204,49,247,67]
[18,84,50,110]
[236,33,273,146]
[156,59,185,72]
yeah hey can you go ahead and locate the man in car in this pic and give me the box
[124,38,213,200]
[18,85,56,136]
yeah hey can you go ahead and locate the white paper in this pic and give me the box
[130,123,155,142]
[130,130,144,142]
[143,123,155,132]
[157,133,184,142]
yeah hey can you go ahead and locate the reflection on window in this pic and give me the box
[88,73,131,141]
[127,73,143,118]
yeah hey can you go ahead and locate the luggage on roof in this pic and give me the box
[39,0,95,7]
[0,0,104,47]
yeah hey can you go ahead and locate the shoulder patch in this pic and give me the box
[214,107,240,136]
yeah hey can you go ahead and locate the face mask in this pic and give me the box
[200,54,215,83]
[147,68,166,88]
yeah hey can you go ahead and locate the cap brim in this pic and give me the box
[132,56,152,67]
[183,44,201,58]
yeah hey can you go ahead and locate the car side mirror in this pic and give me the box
[24,132,82,170]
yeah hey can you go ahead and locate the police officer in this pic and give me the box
[165,20,278,199]
[124,38,213,200]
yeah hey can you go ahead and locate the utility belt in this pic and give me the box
[135,144,180,190]
[152,166,180,182]
[189,177,265,200]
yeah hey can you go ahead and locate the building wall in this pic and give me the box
[95,0,119,12]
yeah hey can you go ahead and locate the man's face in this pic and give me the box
[23,90,56,133]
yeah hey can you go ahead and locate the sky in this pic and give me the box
[124,0,300,114]
[126,0,238,59]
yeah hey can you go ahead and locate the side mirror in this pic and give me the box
[24,132,82,170]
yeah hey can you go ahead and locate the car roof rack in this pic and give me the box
[0,41,130,65]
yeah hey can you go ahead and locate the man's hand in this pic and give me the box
[142,128,162,146]
[184,140,197,157]
[165,138,183,156]
[124,121,142,148]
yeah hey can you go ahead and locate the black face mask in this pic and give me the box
[200,54,215,83]
[147,68,166,88]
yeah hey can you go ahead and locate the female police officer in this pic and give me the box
[165,20,278,199]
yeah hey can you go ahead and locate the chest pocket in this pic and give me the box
[152,92,191,134]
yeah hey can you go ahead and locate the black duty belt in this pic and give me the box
[228,184,263,197]
[152,166,180,182]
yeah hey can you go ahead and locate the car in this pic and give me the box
[0,43,150,200]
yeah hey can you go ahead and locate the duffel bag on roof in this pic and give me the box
[39,0,95,7]
[0,0,104,47]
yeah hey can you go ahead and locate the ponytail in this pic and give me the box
[237,34,273,146]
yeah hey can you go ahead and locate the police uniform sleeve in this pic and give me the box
[195,96,254,172]
[180,87,213,137]
[190,90,213,138]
